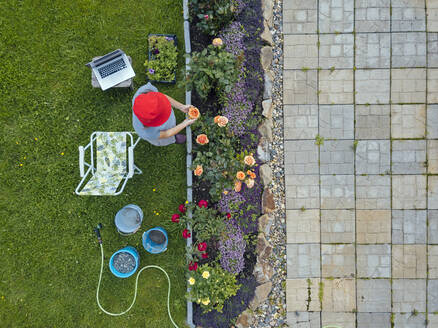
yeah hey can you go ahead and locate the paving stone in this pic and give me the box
[428,69,438,103]
[427,105,438,138]
[286,311,321,328]
[286,209,320,243]
[355,69,390,104]
[355,140,390,174]
[321,312,355,328]
[391,104,426,138]
[392,245,427,278]
[391,140,427,174]
[284,35,318,69]
[429,245,438,277]
[391,32,427,67]
[429,279,438,311]
[428,141,438,173]
[357,313,391,328]
[427,0,438,32]
[321,243,355,278]
[321,278,356,312]
[284,70,318,104]
[428,33,438,67]
[355,33,390,68]
[285,175,320,209]
[320,140,354,174]
[391,0,426,32]
[392,175,427,209]
[356,175,391,210]
[321,209,355,243]
[319,104,354,139]
[391,68,426,103]
[429,210,438,244]
[286,278,321,311]
[285,140,319,174]
[357,244,391,278]
[319,69,354,104]
[428,313,438,328]
[321,175,355,209]
[357,279,391,312]
[355,105,390,139]
[319,0,354,33]
[393,313,426,328]
[355,0,390,32]
[319,33,354,68]
[287,244,321,278]
[429,176,438,209]
[284,105,319,139]
[356,210,391,243]
[392,210,427,244]
[283,0,318,34]
[392,279,426,312]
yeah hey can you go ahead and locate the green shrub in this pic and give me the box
[189,0,237,35]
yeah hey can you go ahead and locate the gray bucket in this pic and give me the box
[114,204,143,235]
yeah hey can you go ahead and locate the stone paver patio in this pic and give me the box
[284,0,438,326]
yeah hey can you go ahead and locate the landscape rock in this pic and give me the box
[249,281,273,310]
[262,99,273,118]
[259,163,273,186]
[262,0,273,27]
[263,71,273,100]
[258,214,273,236]
[262,187,275,213]
[261,46,273,71]
[261,20,273,45]
[257,138,270,163]
[253,258,274,284]
[235,310,254,328]
[256,233,273,262]
[258,118,273,142]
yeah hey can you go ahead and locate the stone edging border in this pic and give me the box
[183,0,195,326]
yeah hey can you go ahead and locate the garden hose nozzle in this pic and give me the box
[94,223,103,244]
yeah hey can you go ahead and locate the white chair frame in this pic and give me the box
[75,131,142,196]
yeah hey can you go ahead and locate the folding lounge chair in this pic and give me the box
[75,132,142,196]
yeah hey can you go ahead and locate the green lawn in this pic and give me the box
[0,1,188,327]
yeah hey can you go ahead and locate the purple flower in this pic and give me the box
[165,36,173,41]
[219,22,246,57]
[219,222,245,274]
[218,191,245,214]
[149,68,155,74]
[152,48,160,55]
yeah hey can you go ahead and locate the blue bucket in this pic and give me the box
[109,246,139,278]
[114,204,143,236]
[142,227,168,254]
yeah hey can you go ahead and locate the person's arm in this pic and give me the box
[159,118,197,139]
[165,95,191,113]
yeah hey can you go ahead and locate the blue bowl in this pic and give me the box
[142,227,168,254]
[109,246,139,278]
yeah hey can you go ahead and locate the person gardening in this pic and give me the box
[132,83,197,146]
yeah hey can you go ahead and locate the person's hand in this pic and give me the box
[184,118,197,126]
[181,104,191,113]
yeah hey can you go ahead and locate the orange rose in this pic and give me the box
[236,171,245,181]
[244,155,256,166]
[234,181,242,192]
[217,116,228,127]
[188,106,200,119]
[194,165,203,176]
[247,170,256,179]
[212,38,223,47]
[245,178,255,189]
[196,134,209,145]
[214,116,221,124]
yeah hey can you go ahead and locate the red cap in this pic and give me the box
[133,92,171,127]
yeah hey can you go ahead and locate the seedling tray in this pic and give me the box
[147,33,178,84]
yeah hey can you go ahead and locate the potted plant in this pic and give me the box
[144,34,178,83]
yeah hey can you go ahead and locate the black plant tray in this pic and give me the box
[147,33,178,84]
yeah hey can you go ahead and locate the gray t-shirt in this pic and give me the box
[132,83,176,146]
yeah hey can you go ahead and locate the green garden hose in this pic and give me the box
[96,243,179,327]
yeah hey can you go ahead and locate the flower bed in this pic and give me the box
[144,34,178,83]
[173,0,265,326]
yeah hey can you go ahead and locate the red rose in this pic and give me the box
[198,200,208,208]
[197,242,207,252]
[201,253,208,259]
[226,213,231,219]
[178,204,187,213]
[204,14,209,20]
[182,229,191,239]
[188,261,198,271]
[171,214,180,223]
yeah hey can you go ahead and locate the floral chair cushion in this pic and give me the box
[96,132,127,174]
[79,172,124,196]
